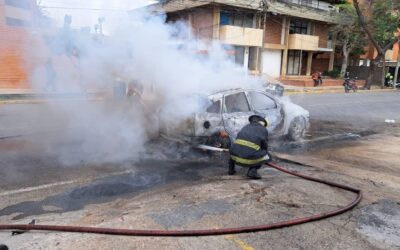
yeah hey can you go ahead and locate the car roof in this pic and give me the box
[208,88,275,101]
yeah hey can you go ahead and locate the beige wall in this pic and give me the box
[219,25,263,47]
[288,34,319,51]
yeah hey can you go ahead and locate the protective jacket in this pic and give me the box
[229,122,269,167]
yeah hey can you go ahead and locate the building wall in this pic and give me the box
[191,8,213,40]
[313,22,328,48]
[311,56,330,73]
[264,16,282,44]
[0,0,36,89]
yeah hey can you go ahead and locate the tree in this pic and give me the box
[353,0,400,88]
[333,3,367,78]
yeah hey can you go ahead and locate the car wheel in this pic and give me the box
[288,116,306,141]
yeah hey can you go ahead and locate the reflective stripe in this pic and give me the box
[234,139,260,151]
[231,155,267,165]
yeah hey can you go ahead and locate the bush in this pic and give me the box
[323,68,341,79]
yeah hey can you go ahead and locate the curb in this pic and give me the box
[284,88,398,95]
[0,97,106,105]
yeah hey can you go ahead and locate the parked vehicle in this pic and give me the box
[343,77,358,93]
[159,88,310,150]
[385,79,400,88]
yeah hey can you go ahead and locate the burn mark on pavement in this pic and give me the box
[0,160,212,220]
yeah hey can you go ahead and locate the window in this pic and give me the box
[248,92,277,110]
[206,100,221,114]
[220,11,254,28]
[5,0,32,10]
[6,17,30,27]
[287,50,301,75]
[234,46,245,66]
[224,92,250,113]
[289,20,309,34]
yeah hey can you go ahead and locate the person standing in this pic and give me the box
[318,71,323,86]
[228,115,271,179]
[312,71,319,87]
[45,58,56,91]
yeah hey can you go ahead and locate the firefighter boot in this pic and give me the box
[247,167,261,179]
[228,159,236,175]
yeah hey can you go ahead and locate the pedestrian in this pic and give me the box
[45,58,56,91]
[318,71,323,86]
[228,115,271,179]
[312,71,319,87]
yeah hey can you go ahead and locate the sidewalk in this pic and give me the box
[283,85,398,95]
[0,88,110,104]
[0,85,398,104]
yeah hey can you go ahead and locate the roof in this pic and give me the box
[146,0,350,24]
[146,0,262,14]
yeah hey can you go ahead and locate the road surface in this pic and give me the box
[0,91,399,249]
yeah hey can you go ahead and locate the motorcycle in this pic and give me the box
[385,79,400,88]
[343,77,358,93]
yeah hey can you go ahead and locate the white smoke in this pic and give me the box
[26,4,264,165]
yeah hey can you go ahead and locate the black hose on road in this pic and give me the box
[0,162,362,237]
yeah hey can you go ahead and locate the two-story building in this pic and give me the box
[0,0,38,89]
[146,0,347,84]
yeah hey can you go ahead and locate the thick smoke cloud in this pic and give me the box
[26,6,263,165]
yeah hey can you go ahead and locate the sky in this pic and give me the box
[38,0,157,31]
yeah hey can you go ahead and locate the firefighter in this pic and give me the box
[228,115,271,179]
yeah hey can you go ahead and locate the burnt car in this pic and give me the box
[159,88,309,150]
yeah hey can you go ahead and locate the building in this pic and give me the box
[146,0,347,84]
[0,0,39,89]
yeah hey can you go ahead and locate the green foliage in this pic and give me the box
[323,68,341,78]
[350,45,366,57]
[333,2,367,57]
[370,0,400,48]
[337,2,356,14]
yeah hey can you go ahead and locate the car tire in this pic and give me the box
[288,116,306,141]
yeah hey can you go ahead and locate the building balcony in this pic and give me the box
[288,34,319,51]
[219,25,264,47]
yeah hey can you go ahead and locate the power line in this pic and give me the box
[40,6,128,12]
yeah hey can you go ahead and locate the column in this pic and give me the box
[212,7,220,40]
[328,32,337,71]
[306,51,313,75]
[281,17,290,77]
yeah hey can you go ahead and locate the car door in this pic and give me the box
[194,98,224,136]
[222,91,254,138]
[246,91,283,133]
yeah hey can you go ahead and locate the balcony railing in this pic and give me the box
[219,25,264,47]
[288,34,319,51]
[276,0,339,12]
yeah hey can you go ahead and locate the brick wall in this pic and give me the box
[280,78,365,87]
[311,57,329,73]
[264,16,282,44]
[191,8,213,40]
[313,22,328,48]
[0,2,30,89]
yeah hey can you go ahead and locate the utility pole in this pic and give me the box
[394,41,400,89]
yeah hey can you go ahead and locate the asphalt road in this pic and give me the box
[0,91,398,191]
[290,91,400,126]
[1,91,400,249]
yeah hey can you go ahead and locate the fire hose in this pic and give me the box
[0,161,362,237]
